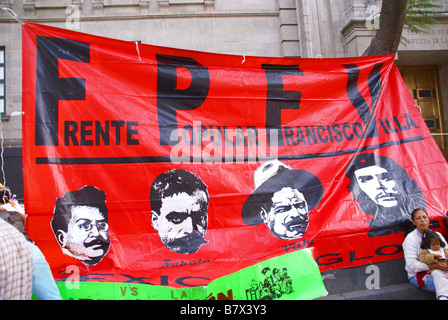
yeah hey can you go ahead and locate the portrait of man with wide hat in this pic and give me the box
[241,160,323,240]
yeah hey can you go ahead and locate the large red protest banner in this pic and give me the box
[22,22,448,289]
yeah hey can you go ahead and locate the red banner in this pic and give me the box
[22,22,448,288]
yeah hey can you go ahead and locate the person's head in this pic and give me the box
[242,161,323,240]
[411,208,430,234]
[150,169,209,254]
[346,153,406,207]
[51,186,109,265]
[421,229,445,251]
[0,186,12,204]
[345,153,426,224]
[261,186,309,240]
[353,164,398,207]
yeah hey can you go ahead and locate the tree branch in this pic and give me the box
[362,0,408,56]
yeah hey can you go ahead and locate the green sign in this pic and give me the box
[54,249,327,300]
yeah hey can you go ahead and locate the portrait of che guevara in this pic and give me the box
[241,160,323,240]
[345,152,426,237]
[51,185,110,265]
[150,169,209,254]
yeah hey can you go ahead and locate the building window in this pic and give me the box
[0,47,4,115]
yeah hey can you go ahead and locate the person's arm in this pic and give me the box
[428,262,448,271]
[403,235,430,273]
[437,231,448,246]
[8,200,26,220]
[443,248,448,259]
[420,249,437,265]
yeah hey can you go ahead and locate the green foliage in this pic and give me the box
[403,0,443,38]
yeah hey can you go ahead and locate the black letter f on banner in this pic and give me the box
[35,37,90,146]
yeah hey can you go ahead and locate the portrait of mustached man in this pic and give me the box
[242,160,323,240]
[150,169,209,254]
[51,186,110,265]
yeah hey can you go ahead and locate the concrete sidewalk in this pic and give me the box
[315,258,436,300]
[316,282,435,300]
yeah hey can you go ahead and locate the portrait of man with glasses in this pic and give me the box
[51,185,110,265]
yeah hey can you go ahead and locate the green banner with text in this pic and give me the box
[53,249,326,300]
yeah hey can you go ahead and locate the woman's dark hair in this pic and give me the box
[411,208,428,221]
[421,230,446,250]
[0,186,12,204]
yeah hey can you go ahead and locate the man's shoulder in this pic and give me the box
[435,230,448,244]
[403,229,418,245]
[404,229,418,238]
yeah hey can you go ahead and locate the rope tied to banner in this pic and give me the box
[1,7,24,25]
[135,41,142,61]
[415,104,448,136]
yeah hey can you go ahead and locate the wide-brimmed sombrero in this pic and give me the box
[241,160,323,225]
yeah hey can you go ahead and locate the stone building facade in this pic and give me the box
[0,0,447,196]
